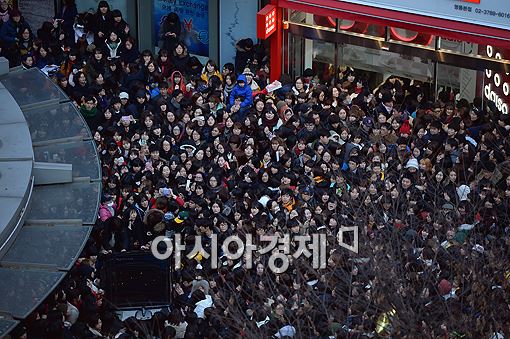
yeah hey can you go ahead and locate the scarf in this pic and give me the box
[314,176,324,184]
[79,105,97,118]
[283,197,296,212]
[107,39,120,51]
[0,9,9,23]
[256,316,270,328]
[262,115,279,129]
[224,82,235,96]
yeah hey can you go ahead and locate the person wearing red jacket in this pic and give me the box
[168,70,190,98]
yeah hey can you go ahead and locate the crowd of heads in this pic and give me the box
[3,0,510,338]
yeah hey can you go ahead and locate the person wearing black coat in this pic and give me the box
[127,89,154,119]
[71,71,91,103]
[234,38,255,75]
[84,48,106,84]
[57,0,78,43]
[171,42,190,76]
[118,36,139,65]
[186,56,203,78]
[37,21,60,46]
[93,0,113,46]
[123,208,148,250]
[158,12,181,53]
[100,216,129,252]
[111,9,130,41]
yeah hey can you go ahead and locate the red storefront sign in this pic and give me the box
[257,4,277,40]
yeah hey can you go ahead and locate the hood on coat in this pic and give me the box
[236,74,248,83]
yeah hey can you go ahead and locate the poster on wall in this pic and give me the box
[153,0,209,57]
[18,0,55,33]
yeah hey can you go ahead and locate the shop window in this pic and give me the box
[389,28,434,47]
[288,9,306,24]
[338,44,434,83]
[338,20,385,37]
[312,40,335,83]
[314,15,336,29]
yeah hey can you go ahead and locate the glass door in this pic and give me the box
[288,32,304,80]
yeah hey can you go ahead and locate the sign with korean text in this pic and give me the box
[154,0,209,56]
[335,0,510,31]
[257,4,277,40]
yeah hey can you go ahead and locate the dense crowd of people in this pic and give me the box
[3,0,510,338]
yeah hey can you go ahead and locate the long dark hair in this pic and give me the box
[164,12,180,27]
[96,0,110,13]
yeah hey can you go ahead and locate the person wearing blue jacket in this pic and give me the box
[0,9,29,48]
[0,9,30,66]
[229,74,253,121]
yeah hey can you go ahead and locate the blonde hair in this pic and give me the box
[420,158,432,172]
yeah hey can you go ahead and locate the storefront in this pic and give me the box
[261,0,510,111]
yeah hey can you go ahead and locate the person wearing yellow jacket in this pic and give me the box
[200,59,223,83]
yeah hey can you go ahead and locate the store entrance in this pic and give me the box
[288,32,434,89]
[286,29,482,103]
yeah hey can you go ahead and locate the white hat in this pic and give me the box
[242,67,254,76]
[119,92,129,100]
[405,158,419,170]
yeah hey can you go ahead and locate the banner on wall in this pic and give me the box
[153,0,209,56]
[18,0,55,33]
[335,0,510,31]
